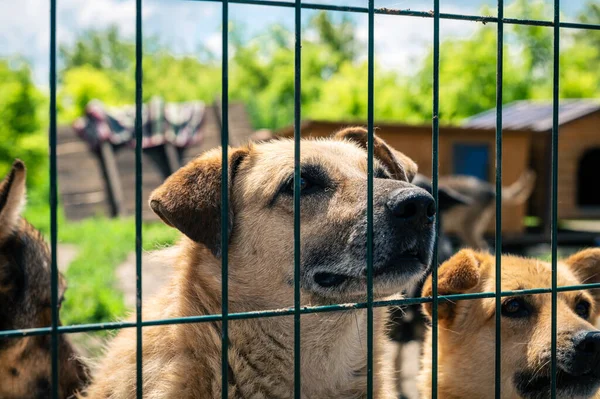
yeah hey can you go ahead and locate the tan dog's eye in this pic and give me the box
[299,177,310,191]
[575,301,591,319]
[285,176,314,194]
[501,297,531,318]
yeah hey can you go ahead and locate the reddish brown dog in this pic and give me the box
[420,249,600,399]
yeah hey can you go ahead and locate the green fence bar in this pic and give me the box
[494,0,504,397]
[550,0,560,397]
[49,0,59,397]
[3,282,600,337]
[221,0,230,397]
[134,0,144,396]
[181,0,599,31]
[431,0,440,397]
[293,0,302,396]
[366,0,375,396]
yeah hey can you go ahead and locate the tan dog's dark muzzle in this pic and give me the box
[386,187,436,227]
[568,331,600,377]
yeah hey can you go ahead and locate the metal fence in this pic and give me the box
[1,0,600,398]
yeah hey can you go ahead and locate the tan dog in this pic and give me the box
[440,170,536,251]
[0,160,89,398]
[84,128,436,398]
[419,249,600,399]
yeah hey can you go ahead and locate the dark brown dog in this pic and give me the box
[0,160,89,399]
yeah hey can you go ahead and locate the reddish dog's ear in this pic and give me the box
[149,147,250,257]
[0,160,27,243]
[564,249,600,305]
[334,127,418,182]
[422,249,485,324]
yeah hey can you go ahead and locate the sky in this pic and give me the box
[0,0,590,87]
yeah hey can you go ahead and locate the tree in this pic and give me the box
[56,6,600,130]
[59,26,134,74]
[577,2,600,53]
[0,59,48,200]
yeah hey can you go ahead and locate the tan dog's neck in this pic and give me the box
[174,240,394,398]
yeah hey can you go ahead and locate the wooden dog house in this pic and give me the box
[465,99,600,224]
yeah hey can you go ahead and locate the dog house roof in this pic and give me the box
[463,99,600,132]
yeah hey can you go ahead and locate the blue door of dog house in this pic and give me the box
[453,144,489,180]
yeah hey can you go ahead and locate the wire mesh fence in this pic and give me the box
[2,0,600,398]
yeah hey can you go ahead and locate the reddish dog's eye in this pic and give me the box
[575,301,590,319]
[501,297,530,318]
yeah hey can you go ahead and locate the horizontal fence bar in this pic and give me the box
[3,283,600,339]
[182,0,600,30]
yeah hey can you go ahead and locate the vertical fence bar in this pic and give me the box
[135,0,143,396]
[221,0,230,396]
[494,0,504,397]
[49,0,59,397]
[366,0,375,396]
[293,0,302,397]
[431,0,440,397]
[550,0,560,397]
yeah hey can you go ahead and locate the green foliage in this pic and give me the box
[59,65,129,122]
[576,2,600,54]
[58,28,222,121]
[55,6,599,131]
[0,59,48,205]
[59,217,179,325]
[59,26,135,73]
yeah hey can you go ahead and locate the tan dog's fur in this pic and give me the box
[84,129,435,398]
[419,249,600,399]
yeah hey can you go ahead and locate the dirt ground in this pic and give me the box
[116,247,178,309]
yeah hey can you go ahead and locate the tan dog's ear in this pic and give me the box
[0,160,27,243]
[334,127,418,182]
[564,249,600,304]
[421,249,484,324]
[149,147,250,257]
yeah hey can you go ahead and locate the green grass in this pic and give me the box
[24,203,179,326]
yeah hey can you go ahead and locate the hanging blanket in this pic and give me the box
[72,97,206,151]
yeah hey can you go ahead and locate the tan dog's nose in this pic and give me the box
[570,331,600,377]
[386,188,436,226]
